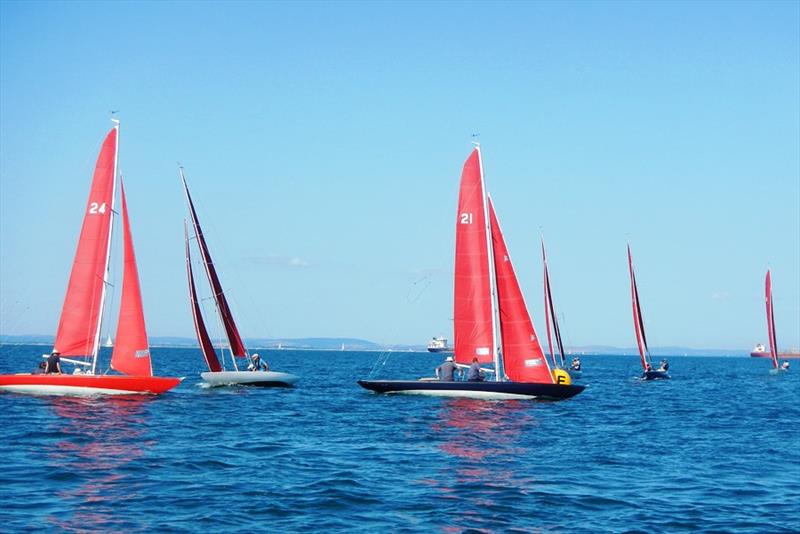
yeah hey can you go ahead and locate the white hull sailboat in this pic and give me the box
[182,168,298,388]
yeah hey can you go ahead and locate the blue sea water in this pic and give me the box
[0,344,798,533]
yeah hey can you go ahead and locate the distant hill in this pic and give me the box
[0,334,422,352]
[0,335,747,356]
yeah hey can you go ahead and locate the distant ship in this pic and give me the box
[426,336,452,353]
[750,343,800,359]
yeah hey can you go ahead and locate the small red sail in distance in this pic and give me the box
[765,270,779,369]
[453,149,495,366]
[54,127,117,357]
[489,198,553,384]
[627,244,650,371]
[110,181,153,377]
[185,220,223,372]
[181,172,247,358]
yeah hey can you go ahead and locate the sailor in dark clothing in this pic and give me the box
[658,359,669,372]
[45,351,62,374]
[570,356,582,371]
[436,356,457,381]
[467,357,484,382]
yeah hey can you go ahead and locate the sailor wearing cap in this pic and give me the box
[46,351,62,374]
[435,355,457,381]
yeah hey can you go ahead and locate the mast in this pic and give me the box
[766,270,779,369]
[627,244,651,370]
[91,118,119,374]
[476,145,503,381]
[180,167,247,369]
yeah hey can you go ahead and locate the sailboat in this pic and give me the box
[541,237,572,371]
[358,146,584,400]
[0,122,182,395]
[627,244,669,380]
[181,169,298,387]
[103,335,114,348]
[765,270,789,374]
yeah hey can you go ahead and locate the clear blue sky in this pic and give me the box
[1,1,798,350]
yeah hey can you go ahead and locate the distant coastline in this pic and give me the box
[0,335,750,356]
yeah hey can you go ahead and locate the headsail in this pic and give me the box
[489,198,553,383]
[765,270,779,369]
[453,149,495,365]
[54,127,118,358]
[627,244,651,371]
[185,220,223,372]
[180,169,248,358]
[110,181,153,377]
[542,238,567,369]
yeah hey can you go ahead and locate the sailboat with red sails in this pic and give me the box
[358,146,584,400]
[627,244,669,380]
[181,169,298,387]
[0,122,181,395]
[764,270,789,374]
[541,237,579,372]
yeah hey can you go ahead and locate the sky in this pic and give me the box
[1,1,798,350]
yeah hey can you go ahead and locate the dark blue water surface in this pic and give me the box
[1,345,798,533]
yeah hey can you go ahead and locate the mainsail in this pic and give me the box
[627,244,651,370]
[488,198,553,383]
[765,270,779,369]
[110,182,153,377]
[54,127,118,357]
[542,238,567,369]
[453,149,495,366]
[185,221,223,372]
[181,169,247,358]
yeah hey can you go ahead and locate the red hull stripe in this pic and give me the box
[0,374,181,395]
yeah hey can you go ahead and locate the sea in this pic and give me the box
[0,344,798,533]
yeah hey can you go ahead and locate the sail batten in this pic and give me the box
[110,181,153,377]
[185,221,223,372]
[181,170,247,358]
[489,199,553,383]
[54,128,118,358]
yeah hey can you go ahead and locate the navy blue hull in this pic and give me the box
[643,370,670,380]
[357,379,584,400]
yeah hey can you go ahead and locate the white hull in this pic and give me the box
[385,389,536,400]
[200,370,298,387]
[0,384,140,396]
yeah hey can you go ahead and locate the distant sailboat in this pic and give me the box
[181,169,298,387]
[765,270,789,374]
[627,244,669,380]
[0,121,181,395]
[541,237,568,370]
[103,335,113,348]
[358,146,584,400]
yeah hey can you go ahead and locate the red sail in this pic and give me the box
[627,244,650,370]
[185,221,222,372]
[453,149,495,365]
[489,199,553,383]
[110,182,153,377]
[765,270,779,369]
[181,172,247,357]
[54,128,117,356]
